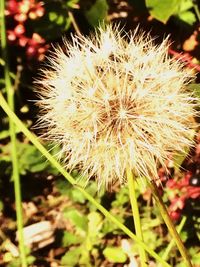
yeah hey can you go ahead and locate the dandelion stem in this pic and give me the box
[0,92,171,267]
[127,168,147,267]
[149,181,192,267]
[0,0,27,266]
[162,216,187,261]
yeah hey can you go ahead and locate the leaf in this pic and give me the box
[56,178,86,204]
[62,231,82,246]
[17,143,50,174]
[49,11,57,21]
[35,2,72,40]
[63,209,88,231]
[85,0,108,26]
[176,10,196,25]
[103,247,127,263]
[0,130,10,140]
[88,212,102,237]
[0,129,20,140]
[0,142,59,175]
[66,0,79,8]
[145,0,180,23]
[178,0,193,12]
[61,247,82,266]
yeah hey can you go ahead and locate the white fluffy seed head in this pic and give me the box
[36,25,197,189]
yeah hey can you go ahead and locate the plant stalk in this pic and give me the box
[162,216,187,261]
[0,1,27,266]
[127,168,147,267]
[193,2,200,22]
[0,92,171,267]
[149,180,192,267]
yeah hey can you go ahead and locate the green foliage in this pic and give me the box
[62,231,82,246]
[34,0,77,40]
[146,0,180,23]
[84,0,109,26]
[61,247,82,266]
[145,0,197,25]
[0,141,59,176]
[63,209,88,231]
[176,0,196,25]
[103,247,127,263]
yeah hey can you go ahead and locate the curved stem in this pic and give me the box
[127,168,147,267]
[0,1,27,266]
[149,181,192,267]
[162,216,187,261]
[0,92,171,267]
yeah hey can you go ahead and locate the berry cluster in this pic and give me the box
[166,172,200,221]
[6,0,48,60]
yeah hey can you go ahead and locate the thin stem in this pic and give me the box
[126,168,147,267]
[68,11,81,36]
[162,216,187,261]
[0,92,171,267]
[0,1,27,266]
[193,1,200,22]
[149,181,192,267]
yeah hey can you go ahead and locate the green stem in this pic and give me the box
[127,168,147,267]
[0,92,171,267]
[68,11,81,36]
[0,1,27,266]
[162,216,187,261]
[149,181,192,267]
[193,2,200,22]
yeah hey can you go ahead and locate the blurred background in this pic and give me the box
[0,0,200,266]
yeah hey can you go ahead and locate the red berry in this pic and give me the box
[14,13,27,22]
[170,211,181,221]
[14,24,25,36]
[18,35,28,47]
[26,45,36,57]
[7,30,16,41]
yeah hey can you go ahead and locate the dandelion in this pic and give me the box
[36,25,197,189]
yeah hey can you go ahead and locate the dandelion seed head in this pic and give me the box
[36,25,197,189]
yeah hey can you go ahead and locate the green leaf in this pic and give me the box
[49,11,57,21]
[112,187,129,207]
[103,247,127,263]
[0,141,59,175]
[0,130,10,140]
[61,247,81,266]
[56,178,86,204]
[145,0,180,23]
[88,212,102,237]
[63,209,88,231]
[178,0,193,12]
[62,231,82,246]
[176,10,196,25]
[17,143,49,174]
[66,0,79,8]
[85,0,108,26]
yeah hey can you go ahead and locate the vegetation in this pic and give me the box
[0,1,200,266]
